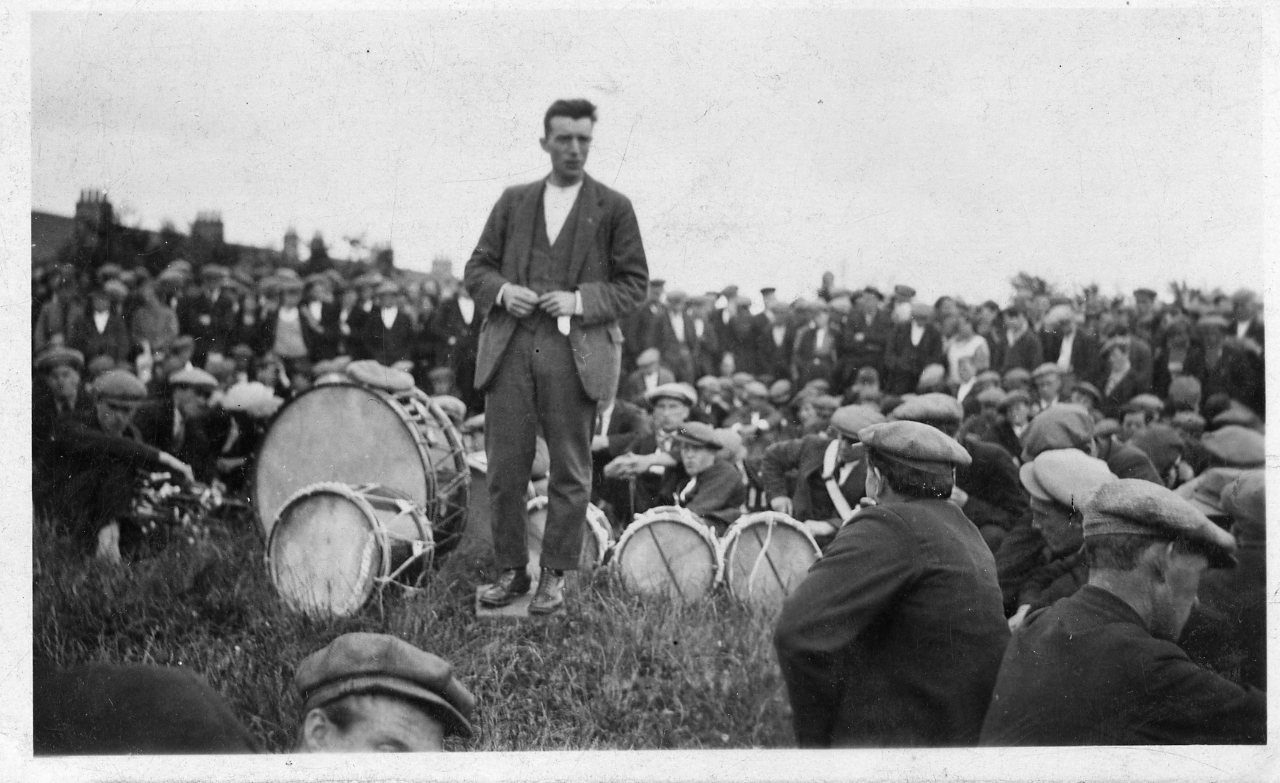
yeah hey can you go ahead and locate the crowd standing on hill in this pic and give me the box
[31,252,1266,749]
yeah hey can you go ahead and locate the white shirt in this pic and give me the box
[643,372,659,392]
[956,377,976,404]
[1237,320,1251,339]
[910,322,925,347]
[457,295,475,325]
[693,318,705,340]
[277,306,300,323]
[543,180,583,244]
[596,402,614,436]
[381,307,398,329]
[669,312,686,343]
[306,301,323,323]
[93,310,110,333]
[1057,331,1075,371]
[773,324,787,346]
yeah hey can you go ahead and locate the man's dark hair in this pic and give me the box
[544,99,598,137]
[867,449,953,499]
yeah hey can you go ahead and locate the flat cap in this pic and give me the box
[695,375,720,390]
[1175,466,1243,519]
[859,420,971,474]
[1211,402,1262,431]
[1031,362,1062,380]
[730,371,755,386]
[168,335,196,355]
[101,279,129,299]
[169,367,219,390]
[277,276,304,293]
[1043,304,1076,328]
[1197,314,1229,331]
[636,347,661,366]
[294,633,475,738]
[95,262,123,281]
[35,345,85,373]
[1001,367,1032,388]
[86,355,117,377]
[673,421,721,449]
[1070,381,1102,404]
[156,269,187,286]
[890,392,963,425]
[759,286,776,296]
[1133,287,1157,301]
[1166,376,1201,408]
[861,286,885,300]
[976,386,1006,406]
[426,366,455,381]
[743,380,770,398]
[1020,403,1095,461]
[998,389,1031,412]
[1201,425,1265,467]
[1100,336,1130,356]
[375,281,401,296]
[649,278,666,288]
[200,264,230,281]
[768,379,792,401]
[1170,411,1206,438]
[1126,394,1164,416]
[665,289,687,303]
[1084,478,1236,567]
[830,405,886,439]
[916,363,947,391]
[220,381,284,419]
[1019,449,1115,508]
[910,302,933,319]
[975,369,1002,387]
[811,394,842,413]
[1128,424,1185,475]
[93,369,147,402]
[645,382,696,407]
[1094,418,1122,439]
[893,284,916,299]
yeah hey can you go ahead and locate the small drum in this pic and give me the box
[525,495,612,577]
[266,482,433,617]
[612,505,721,602]
[720,512,821,610]
[253,379,469,558]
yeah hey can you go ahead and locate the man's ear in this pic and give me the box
[1142,541,1173,584]
[301,708,332,751]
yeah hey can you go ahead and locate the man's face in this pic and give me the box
[541,115,593,186]
[1069,390,1095,410]
[1121,411,1148,441]
[1149,546,1209,641]
[1029,496,1082,555]
[1006,402,1030,427]
[46,366,81,400]
[303,695,445,753]
[652,399,690,431]
[173,386,210,419]
[95,399,137,436]
[1034,374,1061,401]
[680,444,717,476]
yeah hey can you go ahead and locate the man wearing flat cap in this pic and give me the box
[775,420,1009,747]
[294,633,475,752]
[670,422,746,534]
[177,264,237,365]
[37,369,194,562]
[723,379,785,494]
[833,287,892,391]
[602,383,696,519]
[361,280,416,367]
[761,404,884,543]
[981,479,1264,745]
[33,346,92,461]
[620,347,675,404]
[883,303,944,395]
[993,306,1043,374]
[134,367,221,483]
[68,283,131,366]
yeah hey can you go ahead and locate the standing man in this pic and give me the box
[774,420,1009,747]
[465,99,648,614]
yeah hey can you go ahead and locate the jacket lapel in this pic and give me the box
[567,175,603,284]
[513,180,542,282]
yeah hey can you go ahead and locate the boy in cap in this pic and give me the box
[774,420,1009,747]
[38,369,194,562]
[761,404,884,543]
[68,283,131,365]
[619,347,674,404]
[602,383,697,521]
[294,633,475,752]
[670,422,746,533]
[361,280,416,367]
[177,264,237,365]
[980,478,1264,745]
[134,367,221,483]
[33,346,91,457]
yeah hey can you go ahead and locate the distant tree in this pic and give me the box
[1009,271,1063,300]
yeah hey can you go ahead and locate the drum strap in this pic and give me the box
[821,440,857,523]
[745,520,785,595]
[644,523,688,603]
[373,499,435,588]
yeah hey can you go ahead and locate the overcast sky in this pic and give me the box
[30,7,1274,306]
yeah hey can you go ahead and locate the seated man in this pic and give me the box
[32,345,91,465]
[294,633,476,753]
[37,369,193,562]
[980,479,1264,745]
[761,405,886,543]
[602,382,696,521]
[670,422,746,535]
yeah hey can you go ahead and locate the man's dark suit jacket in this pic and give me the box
[1038,330,1100,386]
[714,305,755,373]
[995,330,1044,374]
[752,313,799,381]
[883,322,944,394]
[761,434,866,522]
[360,309,416,367]
[465,174,648,402]
[834,310,893,390]
[177,291,238,362]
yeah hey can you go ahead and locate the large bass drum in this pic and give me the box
[266,482,433,617]
[612,505,721,602]
[253,379,469,557]
[719,511,821,610]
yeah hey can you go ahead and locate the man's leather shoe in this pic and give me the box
[528,569,565,615]
[478,568,532,608]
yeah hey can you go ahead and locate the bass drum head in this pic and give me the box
[267,486,382,618]
[613,508,718,602]
[722,513,821,610]
[525,497,611,577]
[254,383,428,537]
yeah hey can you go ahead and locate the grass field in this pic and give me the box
[32,509,795,753]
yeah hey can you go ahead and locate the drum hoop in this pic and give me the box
[613,505,722,585]
[265,481,393,611]
[401,388,471,542]
[719,510,821,597]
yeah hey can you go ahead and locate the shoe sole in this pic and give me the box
[477,586,531,608]
[528,601,564,615]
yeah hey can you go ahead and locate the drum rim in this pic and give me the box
[524,496,612,566]
[265,480,396,616]
[613,505,723,586]
[251,381,469,541]
[719,510,822,598]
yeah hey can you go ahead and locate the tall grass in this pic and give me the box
[32,513,794,752]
